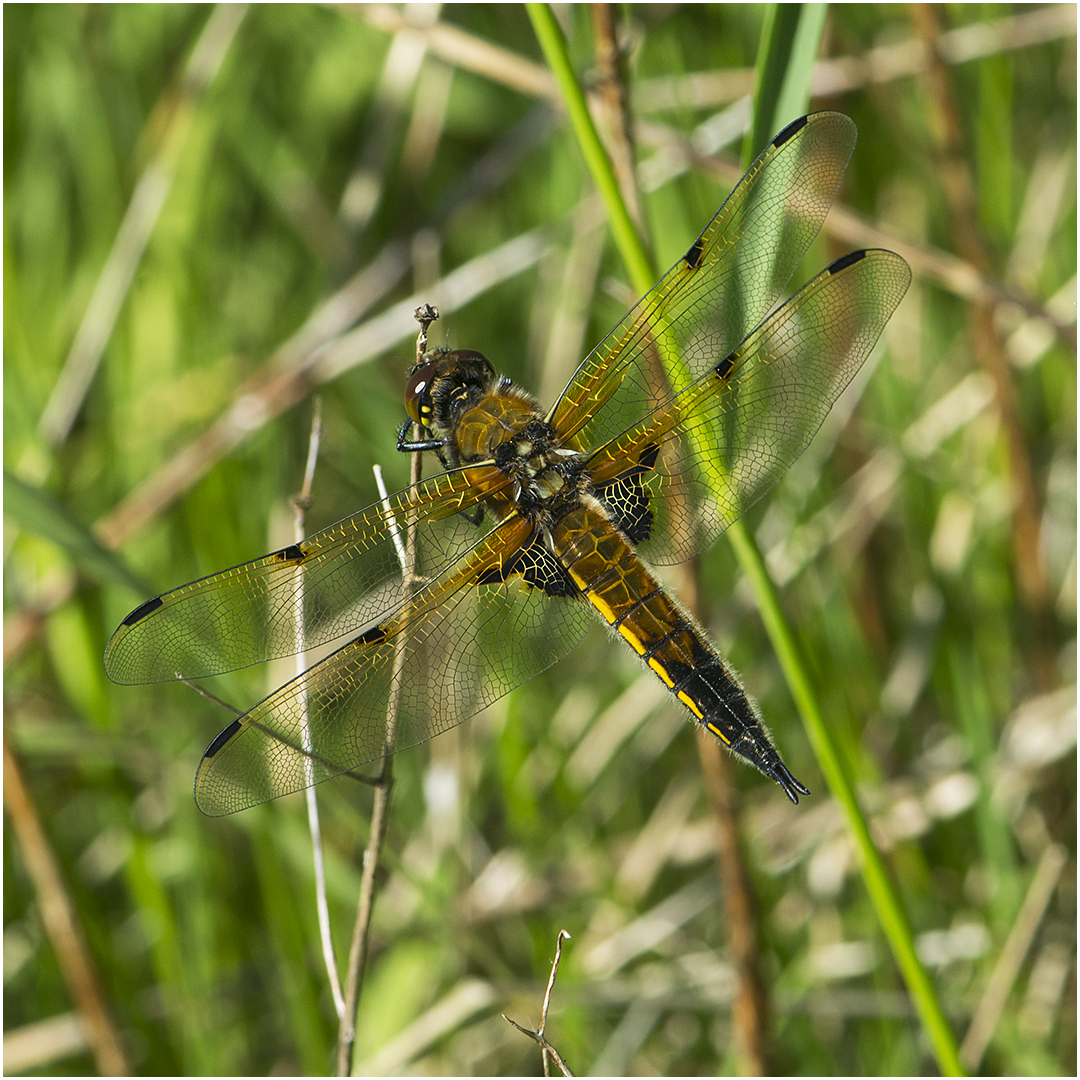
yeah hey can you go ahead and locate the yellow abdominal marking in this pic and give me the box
[575,573,679,694]
[585,588,617,625]
[648,657,675,687]
[618,624,646,655]
[568,567,589,589]
[705,721,731,745]
[678,691,705,720]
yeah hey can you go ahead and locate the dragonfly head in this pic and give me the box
[404,349,496,432]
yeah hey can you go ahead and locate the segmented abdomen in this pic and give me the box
[550,501,805,800]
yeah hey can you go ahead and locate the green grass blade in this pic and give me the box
[748,3,828,161]
[728,523,965,1076]
[525,4,656,291]
[4,470,148,595]
[528,4,965,1074]
[948,640,1020,929]
[753,7,963,1074]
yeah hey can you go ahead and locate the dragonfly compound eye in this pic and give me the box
[404,361,439,425]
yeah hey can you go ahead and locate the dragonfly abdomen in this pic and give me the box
[553,503,809,804]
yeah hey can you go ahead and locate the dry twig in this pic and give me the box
[336,306,437,1075]
[39,4,247,446]
[3,730,131,1076]
[503,929,574,1078]
[585,9,772,1070]
[696,728,771,1075]
[960,843,1068,1071]
[175,675,243,716]
[907,2,1057,689]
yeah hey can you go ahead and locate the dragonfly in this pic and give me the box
[105,112,910,816]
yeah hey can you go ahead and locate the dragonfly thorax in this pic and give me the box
[410,349,589,526]
[490,417,588,523]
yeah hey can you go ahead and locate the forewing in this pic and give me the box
[192,513,594,815]
[549,112,856,452]
[587,250,912,565]
[104,464,508,684]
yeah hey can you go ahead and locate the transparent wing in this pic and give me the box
[550,111,857,452]
[586,250,912,565]
[192,513,594,815]
[104,463,510,684]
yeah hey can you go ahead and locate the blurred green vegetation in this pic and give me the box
[4,4,1075,1076]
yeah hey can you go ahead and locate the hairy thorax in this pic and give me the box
[455,386,589,530]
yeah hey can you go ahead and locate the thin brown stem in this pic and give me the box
[589,5,645,235]
[175,674,243,716]
[582,8,771,1070]
[908,2,1057,689]
[337,770,395,1075]
[336,308,436,1075]
[696,729,770,1076]
[540,928,571,1077]
[3,729,131,1076]
[503,1016,575,1079]
[504,929,574,1078]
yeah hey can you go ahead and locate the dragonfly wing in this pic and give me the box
[550,111,857,452]
[104,464,508,684]
[193,512,594,815]
[587,249,911,565]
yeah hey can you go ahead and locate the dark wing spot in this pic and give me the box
[714,353,736,381]
[772,114,808,148]
[477,535,578,597]
[204,718,243,759]
[683,238,705,270]
[828,249,866,274]
[637,443,661,471]
[273,544,306,563]
[122,595,163,626]
[595,443,660,544]
[357,626,388,645]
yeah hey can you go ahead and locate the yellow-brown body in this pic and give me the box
[404,348,794,789]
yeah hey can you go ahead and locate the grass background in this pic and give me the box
[4,4,1076,1076]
